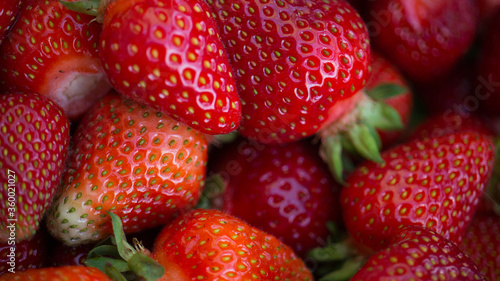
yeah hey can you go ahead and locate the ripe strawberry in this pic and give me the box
[207,0,371,143]
[91,0,241,135]
[0,0,112,120]
[0,0,21,44]
[367,0,479,83]
[208,138,340,257]
[367,52,412,147]
[351,226,487,281]
[152,209,313,280]
[0,225,49,275]
[46,92,208,246]
[0,265,112,281]
[0,93,70,242]
[460,214,500,281]
[48,242,95,267]
[341,131,494,252]
[476,10,500,118]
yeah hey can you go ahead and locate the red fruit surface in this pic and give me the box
[210,139,340,256]
[207,0,371,143]
[152,209,313,280]
[0,93,70,242]
[0,0,21,44]
[476,10,500,118]
[368,52,413,147]
[48,243,94,267]
[367,0,479,83]
[0,265,112,281]
[351,226,487,281]
[46,92,208,245]
[341,131,494,251]
[460,215,500,281]
[0,0,111,120]
[99,0,240,135]
[0,225,49,275]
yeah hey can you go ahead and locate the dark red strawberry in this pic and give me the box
[341,131,494,252]
[46,92,208,246]
[0,0,21,44]
[476,10,500,118]
[48,243,94,267]
[367,0,479,83]
[0,93,70,243]
[207,0,371,143]
[93,0,241,135]
[351,226,487,281]
[208,138,340,257]
[152,209,313,280]
[0,265,112,281]
[460,214,500,281]
[0,0,111,120]
[0,225,49,275]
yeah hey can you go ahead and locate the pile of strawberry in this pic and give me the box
[1,0,500,280]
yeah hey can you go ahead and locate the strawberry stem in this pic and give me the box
[318,256,365,281]
[196,174,227,209]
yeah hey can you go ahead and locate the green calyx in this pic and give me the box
[195,174,227,209]
[59,0,100,17]
[307,222,366,281]
[85,212,165,281]
[320,84,406,183]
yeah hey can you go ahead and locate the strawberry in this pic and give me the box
[0,0,21,44]
[340,131,494,252]
[0,93,70,242]
[460,214,500,281]
[367,0,479,83]
[152,209,313,280]
[207,0,371,143]
[207,138,341,257]
[46,92,208,246]
[0,0,112,120]
[367,52,413,148]
[0,225,49,275]
[76,0,242,135]
[0,265,112,281]
[48,242,95,267]
[476,9,500,118]
[351,226,487,281]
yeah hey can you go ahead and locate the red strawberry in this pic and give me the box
[0,265,112,281]
[93,0,240,135]
[48,243,94,267]
[46,92,208,246]
[341,131,494,252]
[351,226,487,281]
[367,52,413,147]
[460,214,500,281]
[0,0,112,120]
[0,225,49,275]
[207,0,371,143]
[152,209,313,280]
[367,0,479,83]
[476,10,500,118]
[0,93,70,242]
[0,0,21,44]
[208,138,340,257]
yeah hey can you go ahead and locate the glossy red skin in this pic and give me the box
[368,52,412,147]
[351,226,487,281]
[207,0,371,143]
[100,0,240,135]
[460,215,500,281]
[152,209,313,281]
[0,93,70,242]
[0,0,109,120]
[476,11,500,118]
[0,266,112,281]
[46,92,208,246]
[368,0,478,83]
[341,132,494,252]
[0,0,21,44]
[48,243,94,267]
[0,226,49,275]
[210,139,340,257]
